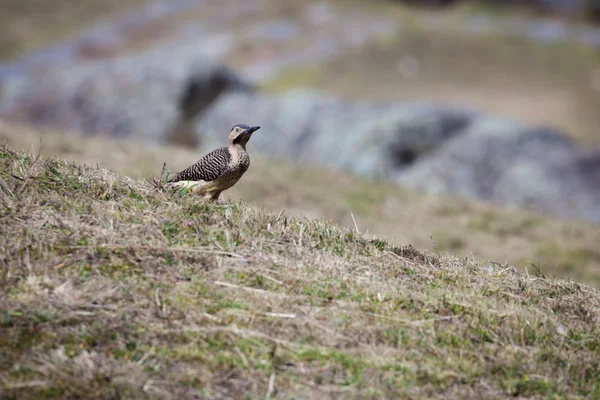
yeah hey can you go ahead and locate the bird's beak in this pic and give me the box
[233,126,260,144]
[243,126,260,136]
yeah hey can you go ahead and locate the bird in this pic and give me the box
[163,124,260,201]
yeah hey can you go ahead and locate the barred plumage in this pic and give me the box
[167,147,231,183]
[162,124,260,201]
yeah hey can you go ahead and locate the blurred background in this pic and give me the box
[1,0,600,286]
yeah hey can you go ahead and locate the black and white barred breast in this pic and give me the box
[168,147,231,183]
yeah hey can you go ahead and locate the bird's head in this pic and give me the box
[229,124,260,147]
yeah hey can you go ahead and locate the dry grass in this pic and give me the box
[3,122,600,290]
[1,133,600,398]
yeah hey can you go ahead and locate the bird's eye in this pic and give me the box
[235,127,240,132]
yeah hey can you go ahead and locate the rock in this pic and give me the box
[166,64,253,147]
[396,117,600,222]
[0,41,253,145]
[197,90,475,179]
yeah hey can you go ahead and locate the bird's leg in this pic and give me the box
[210,191,223,204]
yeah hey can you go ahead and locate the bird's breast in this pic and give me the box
[210,149,249,190]
[229,150,250,171]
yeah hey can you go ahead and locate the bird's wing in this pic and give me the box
[167,147,231,183]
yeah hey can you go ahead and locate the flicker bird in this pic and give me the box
[164,124,260,201]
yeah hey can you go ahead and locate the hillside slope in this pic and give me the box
[3,122,600,289]
[1,145,599,399]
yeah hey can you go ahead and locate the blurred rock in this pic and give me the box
[199,92,600,222]
[0,41,253,146]
[196,91,475,178]
[167,64,253,147]
[396,117,600,222]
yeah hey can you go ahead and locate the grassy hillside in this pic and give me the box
[1,139,600,398]
[2,122,600,290]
